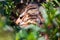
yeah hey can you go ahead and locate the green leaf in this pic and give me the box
[27,32,37,40]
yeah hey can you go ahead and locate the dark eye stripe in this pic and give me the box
[27,8,37,11]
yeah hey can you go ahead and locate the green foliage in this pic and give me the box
[0,15,6,28]
[4,1,15,17]
[41,0,60,40]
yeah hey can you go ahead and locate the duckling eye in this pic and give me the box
[20,17,23,19]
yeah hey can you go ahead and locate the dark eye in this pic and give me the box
[40,22,43,25]
[20,17,23,19]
